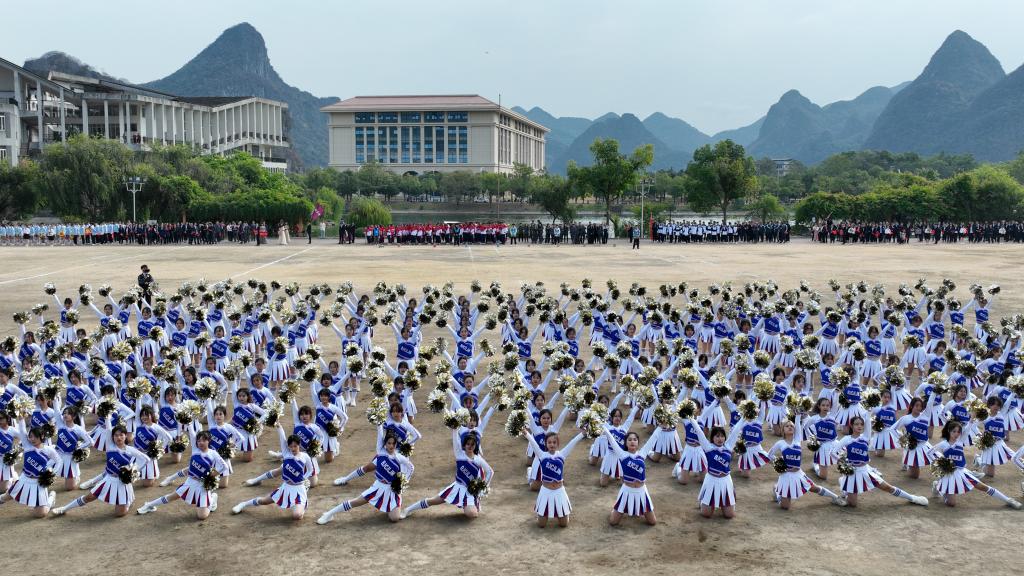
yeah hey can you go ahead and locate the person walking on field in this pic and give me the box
[631,224,641,250]
[307,222,313,245]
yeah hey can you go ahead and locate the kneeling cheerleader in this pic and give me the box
[0,426,59,518]
[694,423,743,519]
[930,420,1021,509]
[523,429,585,528]
[54,407,91,491]
[51,425,151,517]
[598,404,638,487]
[318,432,415,524]
[605,428,657,526]
[402,429,493,520]
[767,415,845,509]
[974,396,1017,479]
[673,400,708,485]
[136,430,227,519]
[233,424,314,520]
[832,416,928,508]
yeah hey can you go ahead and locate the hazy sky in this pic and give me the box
[6,0,1023,134]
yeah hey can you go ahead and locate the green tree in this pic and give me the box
[745,193,787,222]
[347,196,392,228]
[793,192,853,224]
[567,138,654,225]
[440,171,477,205]
[310,187,345,220]
[480,172,504,202]
[356,161,392,197]
[509,163,534,201]
[684,139,757,224]
[34,135,133,219]
[530,174,576,223]
[0,162,40,219]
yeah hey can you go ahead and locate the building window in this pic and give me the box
[435,126,445,163]
[400,112,420,123]
[0,113,6,133]
[377,127,387,162]
[0,147,7,162]
[389,126,398,163]
[447,111,468,122]
[365,128,376,162]
[401,126,410,163]
[377,112,398,123]
[355,112,374,123]
[458,125,468,163]
[447,126,457,163]
[425,111,445,122]
[355,127,365,163]
[412,126,421,163]
[424,126,433,163]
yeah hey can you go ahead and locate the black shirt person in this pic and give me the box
[137,265,154,301]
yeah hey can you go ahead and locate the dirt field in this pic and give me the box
[2,239,1023,576]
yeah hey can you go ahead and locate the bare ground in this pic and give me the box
[1,240,1023,576]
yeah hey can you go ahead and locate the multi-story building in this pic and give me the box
[0,57,291,172]
[322,95,547,175]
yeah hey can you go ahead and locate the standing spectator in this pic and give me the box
[137,265,154,301]
[631,224,641,250]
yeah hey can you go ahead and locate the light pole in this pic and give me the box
[124,176,146,222]
[637,176,653,238]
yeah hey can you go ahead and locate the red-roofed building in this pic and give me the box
[321,95,547,175]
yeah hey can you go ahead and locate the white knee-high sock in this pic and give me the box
[341,467,365,484]
[62,496,88,511]
[986,486,1012,503]
[816,486,839,499]
[891,487,917,501]
[144,495,172,508]
[324,499,353,517]
[403,498,430,516]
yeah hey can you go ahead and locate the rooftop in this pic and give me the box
[322,94,497,111]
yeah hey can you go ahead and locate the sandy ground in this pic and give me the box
[2,239,1024,576]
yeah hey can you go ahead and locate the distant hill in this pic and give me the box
[711,117,764,147]
[144,23,338,169]
[946,62,1024,161]
[863,30,1005,155]
[748,85,898,163]
[23,51,126,83]
[549,113,683,174]
[642,112,709,158]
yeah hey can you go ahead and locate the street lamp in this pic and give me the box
[124,176,146,222]
[637,176,653,238]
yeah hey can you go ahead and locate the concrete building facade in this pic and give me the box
[0,57,291,172]
[322,95,547,175]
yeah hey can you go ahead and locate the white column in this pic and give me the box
[189,108,195,148]
[59,87,66,143]
[103,100,109,138]
[36,81,44,145]
[81,98,89,137]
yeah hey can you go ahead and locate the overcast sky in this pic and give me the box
[6,0,1023,134]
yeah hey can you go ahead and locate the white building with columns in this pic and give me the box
[322,95,547,175]
[0,57,291,172]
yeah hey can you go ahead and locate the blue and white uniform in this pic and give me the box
[173,447,228,508]
[359,449,414,513]
[437,430,493,510]
[525,432,584,518]
[606,428,654,516]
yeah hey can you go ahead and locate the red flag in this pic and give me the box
[310,204,324,221]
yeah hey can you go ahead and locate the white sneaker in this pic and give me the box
[79,478,97,490]
[209,493,219,512]
[909,495,929,506]
[399,509,408,520]
[671,463,681,479]
[812,464,821,477]
[159,476,175,488]
[333,476,348,486]
[268,450,282,458]
[831,494,848,507]
[231,502,247,515]
[1007,498,1023,510]
[50,506,66,516]
[136,503,157,515]
[316,512,334,525]
[932,481,939,496]
[48,491,56,509]
[244,477,262,487]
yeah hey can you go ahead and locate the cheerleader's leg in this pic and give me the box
[973,480,1023,509]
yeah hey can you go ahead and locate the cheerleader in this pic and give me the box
[526,407,570,487]
[136,430,228,519]
[832,416,928,508]
[941,384,976,446]
[318,432,415,524]
[234,424,314,521]
[402,429,493,520]
[0,411,21,492]
[693,424,743,518]
[646,397,683,464]
[729,401,772,477]
[804,397,838,480]
[53,407,90,491]
[229,387,266,462]
[132,405,174,487]
[672,403,708,485]
[859,326,884,385]
[605,429,657,526]
[767,416,845,509]
[930,421,1021,509]
[890,396,936,479]
[975,396,1017,478]
[598,404,638,486]
[51,425,151,517]
[523,429,584,528]
[0,426,58,517]
[869,389,900,456]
